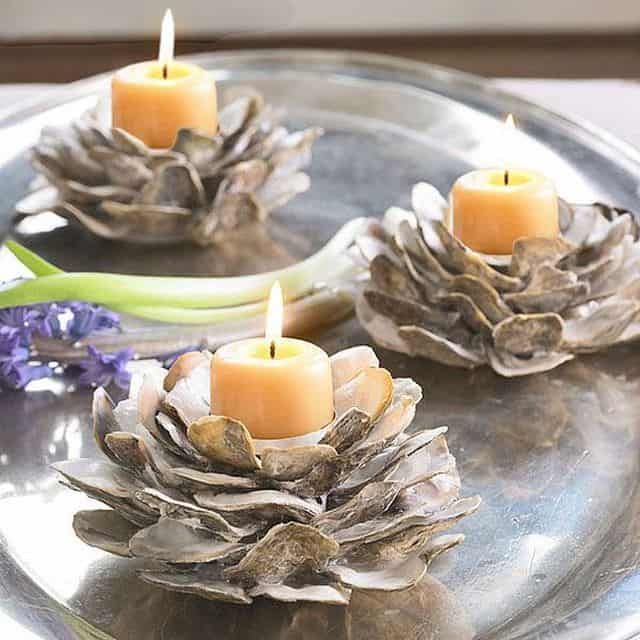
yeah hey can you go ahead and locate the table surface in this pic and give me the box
[1,78,639,149]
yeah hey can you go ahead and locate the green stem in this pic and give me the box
[110,300,267,324]
[5,240,63,275]
[0,218,366,310]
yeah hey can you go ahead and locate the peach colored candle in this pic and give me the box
[450,115,559,255]
[111,10,217,149]
[210,283,334,440]
[450,168,559,255]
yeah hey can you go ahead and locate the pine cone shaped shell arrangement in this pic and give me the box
[17,88,322,246]
[53,346,479,605]
[356,183,640,377]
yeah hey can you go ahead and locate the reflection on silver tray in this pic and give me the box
[1,50,640,640]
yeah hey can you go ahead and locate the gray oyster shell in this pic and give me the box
[17,88,322,245]
[53,346,479,605]
[356,182,640,377]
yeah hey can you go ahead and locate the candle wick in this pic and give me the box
[270,340,276,359]
[162,64,168,80]
[504,169,509,186]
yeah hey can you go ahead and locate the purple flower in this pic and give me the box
[33,303,64,338]
[0,303,62,342]
[65,303,120,340]
[77,345,133,389]
[0,326,52,389]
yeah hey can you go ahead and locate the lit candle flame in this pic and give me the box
[503,113,516,185]
[265,281,283,358]
[158,9,175,71]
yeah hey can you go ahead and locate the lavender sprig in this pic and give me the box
[0,326,52,389]
[76,346,133,390]
[0,303,63,342]
[66,303,120,340]
[0,301,122,390]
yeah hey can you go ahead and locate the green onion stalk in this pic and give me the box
[1,218,368,325]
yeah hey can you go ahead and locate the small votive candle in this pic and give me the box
[111,10,217,148]
[450,168,559,255]
[210,283,334,440]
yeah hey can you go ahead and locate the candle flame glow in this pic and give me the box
[265,281,283,348]
[501,113,517,183]
[158,9,175,67]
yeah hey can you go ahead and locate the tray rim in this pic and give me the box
[1,48,640,640]
[2,48,640,182]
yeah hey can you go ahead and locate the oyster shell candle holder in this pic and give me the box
[16,88,322,246]
[356,183,640,377]
[53,345,480,605]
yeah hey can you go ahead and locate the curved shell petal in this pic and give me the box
[61,202,130,240]
[163,351,209,392]
[155,412,208,464]
[277,457,340,498]
[338,496,481,563]
[14,185,61,216]
[104,431,148,475]
[254,171,310,212]
[364,393,418,446]
[564,299,640,351]
[487,348,573,377]
[73,509,140,557]
[163,364,210,427]
[333,368,393,423]
[314,481,401,535]
[370,254,423,301]
[329,346,380,390]
[129,517,245,563]
[111,128,150,156]
[510,236,574,277]
[172,128,224,171]
[218,95,254,138]
[135,487,257,540]
[53,459,142,500]
[450,275,513,324]
[187,416,260,471]
[261,444,337,481]
[412,181,448,222]
[172,467,258,492]
[438,292,493,336]
[424,533,465,564]
[224,522,338,586]
[396,468,461,512]
[93,387,122,463]
[385,435,454,487]
[139,161,206,210]
[492,313,564,356]
[320,409,371,453]
[330,555,427,591]
[140,566,252,604]
[250,581,351,605]
[364,289,457,332]
[397,326,485,369]
[195,489,322,523]
[334,427,449,498]
[427,221,522,292]
[89,145,152,188]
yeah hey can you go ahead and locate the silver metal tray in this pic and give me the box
[1,50,640,640]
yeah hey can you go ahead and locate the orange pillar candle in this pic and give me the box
[450,168,559,255]
[210,283,335,440]
[111,10,217,149]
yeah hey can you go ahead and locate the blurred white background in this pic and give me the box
[3,0,640,39]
